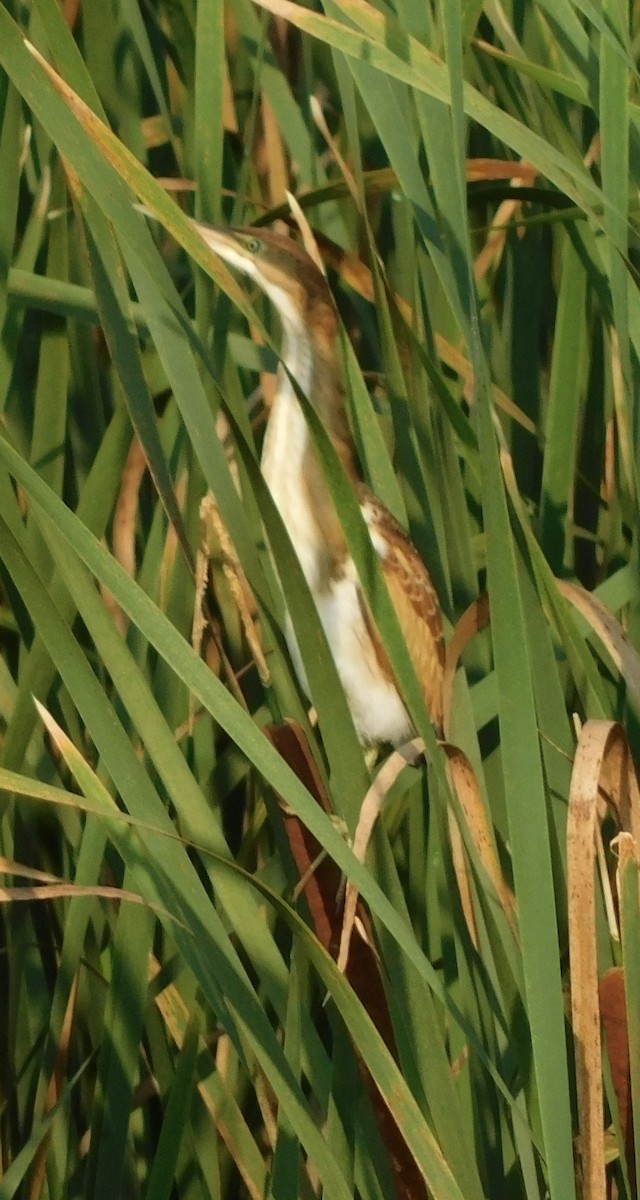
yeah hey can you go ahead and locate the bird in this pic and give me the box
[195,222,444,745]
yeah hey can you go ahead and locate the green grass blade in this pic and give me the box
[145,1017,201,1200]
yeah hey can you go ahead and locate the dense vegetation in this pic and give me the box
[0,0,639,1197]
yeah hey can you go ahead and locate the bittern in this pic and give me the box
[198,223,444,744]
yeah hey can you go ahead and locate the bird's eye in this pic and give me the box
[244,236,262,254]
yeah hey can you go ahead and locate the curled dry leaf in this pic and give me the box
[337,738,425,973]
[337,595,511,971]
[567,721,639,1200]
[612,833,640,1195]
[444,745,518,945]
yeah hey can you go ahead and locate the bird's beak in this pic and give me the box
[191,221,234,256]
[191,223,255,280]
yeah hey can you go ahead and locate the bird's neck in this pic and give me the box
[261,295,357,585]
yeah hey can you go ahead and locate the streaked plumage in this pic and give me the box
[197,223,444,743]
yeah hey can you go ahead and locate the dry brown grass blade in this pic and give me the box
[439,593,506,950]
[568,720,634,1200]
[28,971,80,1200]
[464,157,538,184]
[197,493,270,685]
[609,328,636,505]
[444,745,518,943]
[113,436,147,579]
[261,92,289,208]
[265,160,533,223]
[310,94,360,208]
[333,586,506,965]
[63,0,81,28]
[103,436,148,634]
[266,722,428,1200]
[191,498,212,735]
[474,162,534,281]
[557,580,640,712]
[266,721,341,952]
[0,874,178,920]
[286,190,326,274]
[0,857,66,884]
[153,958,266,1200]
[471,160,537,283]
[474,194,523,281]
[313,236,537,435]
[612,834,640,1196]
[159,470,188,610]
[222,58,239,135]
[599,966,634,1189]
[442,593,490,740]
[337,739,425,974]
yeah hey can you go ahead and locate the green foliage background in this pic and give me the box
[0,0,639,1197]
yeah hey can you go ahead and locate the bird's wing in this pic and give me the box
[357,487,444,731]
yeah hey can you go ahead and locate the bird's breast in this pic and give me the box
[262,407,412,741]
[261,377,333,590]
[284,559,412,745]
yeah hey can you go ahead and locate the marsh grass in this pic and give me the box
[0,0,639,1196]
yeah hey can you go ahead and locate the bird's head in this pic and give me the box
[195,223,336,340]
